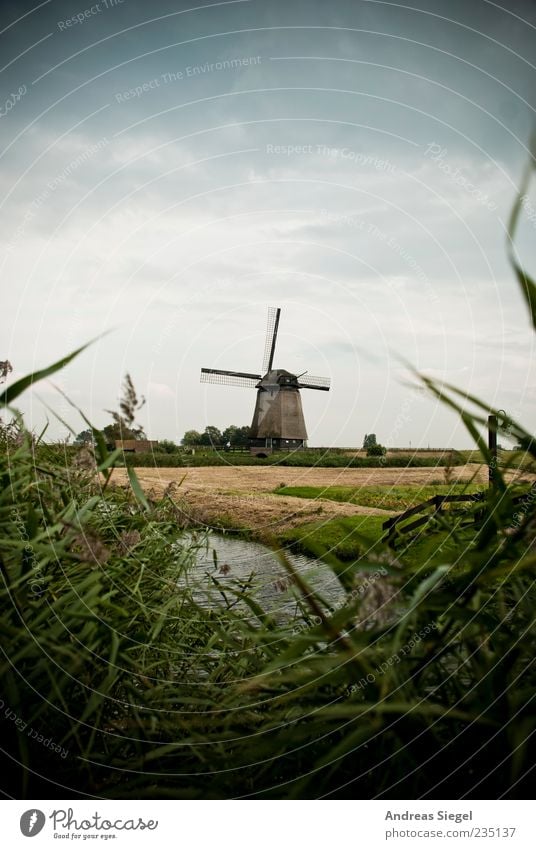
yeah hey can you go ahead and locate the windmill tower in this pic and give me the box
[200,307,330,455]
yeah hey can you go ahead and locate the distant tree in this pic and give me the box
[181,429,202,446]
[157,439,180,454]
[363,433,377,450]
[222,425,238,445]
[200,425,222,447]
[103,422,144,445]
[367,443,386,457]
[181,426,250,448]
[222,425,251,447]
[74,429,94,446]
[236,425,251,445]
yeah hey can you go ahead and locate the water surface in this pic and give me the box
[182,532,345,622]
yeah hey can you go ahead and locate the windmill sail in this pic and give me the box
[297,375,331,391]
[262,307,281,374]
[200,368,261,389]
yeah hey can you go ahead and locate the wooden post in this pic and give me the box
[488,414,497,487]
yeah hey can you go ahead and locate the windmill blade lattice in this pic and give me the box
[298,375,331,391]
[200,368,260,389]
[262,307,281,373]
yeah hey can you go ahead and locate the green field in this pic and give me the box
[278,482,516,575]
[275,482,482,512]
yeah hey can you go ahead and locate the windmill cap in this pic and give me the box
[261,369,299,382]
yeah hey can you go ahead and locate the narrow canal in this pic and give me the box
[182,532,346,621]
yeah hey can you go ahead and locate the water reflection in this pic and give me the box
[181,532,345,622]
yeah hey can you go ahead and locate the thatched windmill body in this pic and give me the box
[201,308,330,455]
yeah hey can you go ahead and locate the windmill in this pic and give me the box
[200,307,330,455]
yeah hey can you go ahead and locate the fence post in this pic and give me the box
[488,414,497,488]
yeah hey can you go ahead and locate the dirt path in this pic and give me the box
[110,463,534,534]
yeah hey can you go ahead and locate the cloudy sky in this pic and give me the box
[1,0,535,447]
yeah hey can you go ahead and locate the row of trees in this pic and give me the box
[78,425,374,450]
[181,425,251,447]
[75,423,145,446]
[75,424,252,450]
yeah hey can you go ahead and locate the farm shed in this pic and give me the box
[114,440,158,453]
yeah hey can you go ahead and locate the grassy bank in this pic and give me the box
[277,481,534,570]
[277,483,484,566]
[282,514,385,565]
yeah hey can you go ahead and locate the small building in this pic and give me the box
[115,440,158,453]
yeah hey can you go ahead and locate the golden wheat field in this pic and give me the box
[110,463,534,534]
